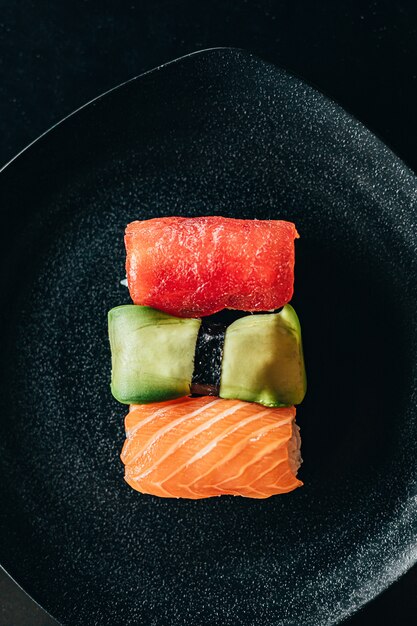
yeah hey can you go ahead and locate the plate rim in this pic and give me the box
[0,47,243,175]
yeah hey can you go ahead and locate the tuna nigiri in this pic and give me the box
[125,216,299,318]
[121,396,302,499]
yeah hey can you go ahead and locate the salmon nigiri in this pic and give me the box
[125,216,299,318]
[121,396,302,499]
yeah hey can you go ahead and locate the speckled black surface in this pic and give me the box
[1,48,417,626]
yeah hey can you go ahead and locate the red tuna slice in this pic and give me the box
[125,216,299,318]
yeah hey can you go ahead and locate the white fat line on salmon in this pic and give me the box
[145,413,294,498]
[124,400,183,438]
[184,411,294,487]
[246,468,299,497]
[215,428,293,489]
[123,399,212,460]
[129,402,247,479]
[245,458,288,488]
[125,398,222,465]
[159,410,272,491]
[263,468,301,493]
[215,444,290,496]
[200,456,288,497]
[237,460,289,498]
[183,410,288,490]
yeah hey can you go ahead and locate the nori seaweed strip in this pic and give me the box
[191,321,226,395]
[190,310,282,396]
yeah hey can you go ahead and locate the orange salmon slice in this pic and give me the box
[121,396,302,499]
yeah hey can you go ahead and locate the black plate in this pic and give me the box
[1,48,417,626]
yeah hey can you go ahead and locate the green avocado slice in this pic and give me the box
[219,305,307,407]
[108,305,201,404]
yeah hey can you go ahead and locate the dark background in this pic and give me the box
[1,1,417,624]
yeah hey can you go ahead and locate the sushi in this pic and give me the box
[125,216,299,317]
[109,215,306,499]
[108,304,306,407]
[121,397,302,499]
